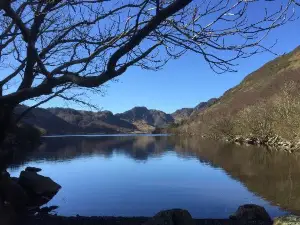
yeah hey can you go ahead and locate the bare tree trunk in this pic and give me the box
[0,105,14,146]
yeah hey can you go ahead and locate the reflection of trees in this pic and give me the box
[172,137,300,215]
[9,136,300,215]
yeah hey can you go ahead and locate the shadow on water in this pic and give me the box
[7,135,300,216]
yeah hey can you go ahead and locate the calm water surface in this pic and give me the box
[8,135,300,218]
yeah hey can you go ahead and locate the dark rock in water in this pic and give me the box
[0,175,28,212]
[143,209,195,225]
[19,171,61,197]
[25,167,42,173]
[28,195,53,208]
[274,215,300,224]
[230,204,271,221]
[39,205,59,214]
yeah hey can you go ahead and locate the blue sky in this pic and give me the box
[33,4,300,114]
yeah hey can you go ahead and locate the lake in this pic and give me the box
[8,135,300,218]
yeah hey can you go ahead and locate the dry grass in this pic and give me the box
[177,81,300,141]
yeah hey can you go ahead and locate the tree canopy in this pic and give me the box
[0,0,298,109]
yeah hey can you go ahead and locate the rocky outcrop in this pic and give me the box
[228,135,300,153]
[230,204,272,222]
[0,167,61,223]
[274,215,300,224]
[19,170,61,197]
[143,209,195,225]
[25,167,42,173]
[171,108,194,123]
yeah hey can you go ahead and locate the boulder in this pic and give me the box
[19,171,61,197]
[234,136,244,144]
[39,205,59,214]
[230,204,271,221]
[25,167,42,173]
[143,209,195,225]
[245,138,255,145]
[0,176,28,211]
[273,215,300,225]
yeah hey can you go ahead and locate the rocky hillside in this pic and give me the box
[15,105,81,134]
[173,46,300,144]
[116,107,174,131]
[191,98,218,116]
[172,98,218,123]
[171,108,194,123]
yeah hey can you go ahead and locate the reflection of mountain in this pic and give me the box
[9,136,300,215]
[9,136,172,166]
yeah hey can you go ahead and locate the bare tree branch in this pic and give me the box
[0,0,297,113]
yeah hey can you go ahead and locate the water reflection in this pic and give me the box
[175,138,300,216]
[8,135,300,218]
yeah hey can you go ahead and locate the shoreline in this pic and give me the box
[224,135,300,153]
[21,215,273,225]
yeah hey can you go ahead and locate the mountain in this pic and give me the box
[17,106,175,135]
[16,98,222,134]
[48,108,137,134]
[171,108,194,123]
[15,105,81,134]
[192,98,218,115]
[173,46,300,141]
[116,107,174,132]
[171,98,218,123]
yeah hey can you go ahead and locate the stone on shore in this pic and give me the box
[143,209,195,225]
[230,204,271,221]
[234,136,244,144]
[19,171,61,197]
[273,215,300,224]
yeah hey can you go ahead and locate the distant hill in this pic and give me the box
[171,108,194,123]
[48,108,137,134]
[15,105,80,134]
[16,98,224,134]
[171,98,218,123]
[16,106,176,135]
[173,45,300,141]
[192,98,218,115]
[116,107,174,132]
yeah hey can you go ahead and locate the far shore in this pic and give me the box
[42,133,170,138]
